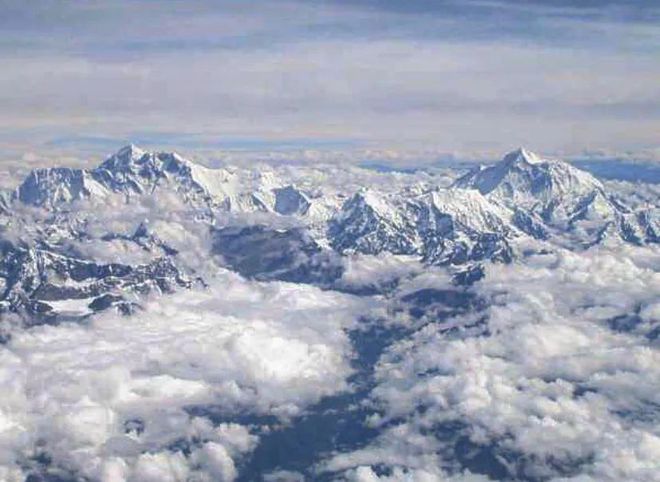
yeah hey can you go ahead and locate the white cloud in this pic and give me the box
[344,465,492,482]
[1,0,659,163]
[321,243,660,481]
[339,254,424,293]
[0,270,377,480]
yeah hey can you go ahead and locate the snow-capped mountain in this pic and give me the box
[2,143,660,482]
[16,167,108,208]
[1,145,330,325]
[14,144,312,215]
[328,187,516,265]
[453,148,601,210]
[94,144,252,211]
[329,189,419,255]
[453,147,656,246]
[416,189,515,265]
[2,145,657,327]
[0,238,192,328]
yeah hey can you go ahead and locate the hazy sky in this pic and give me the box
[1,0,659,164]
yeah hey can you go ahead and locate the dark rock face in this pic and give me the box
[273,185,311,215]
[328,190,515,266]
[452,264,486,286]
[421,231,513,266]
[637,209,659,243]
[512,208,549,239]
[328,192,419,256]
[101,221,180,256]
[0,240,191,326]
[213,225,343,285]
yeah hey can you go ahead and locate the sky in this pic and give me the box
[1,0,659,167]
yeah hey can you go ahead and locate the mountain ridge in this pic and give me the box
[1,145,657,326]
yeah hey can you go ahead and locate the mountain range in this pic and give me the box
[1,145,657,327]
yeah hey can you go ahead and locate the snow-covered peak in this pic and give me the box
[454,148,604,208]
[347,189,399,219]
[451,149,654,245]
[14,167,108,208]
[11,145,302,216]
[118,143,145,159]
[502,147,543,166]
[97,146,206,179]
[423,188,513,233]
[99,144,147,171]
[329,185,517,264]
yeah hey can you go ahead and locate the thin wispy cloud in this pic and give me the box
[0,0,658,167]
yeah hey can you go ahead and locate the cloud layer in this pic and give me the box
[0,270,376,481]
[0,0,659,165]
[321,244,660,480]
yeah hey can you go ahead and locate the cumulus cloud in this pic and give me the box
[344,465,491,482]
[320,243,660,481]
[0,270,377,481]
[339,254,424,294]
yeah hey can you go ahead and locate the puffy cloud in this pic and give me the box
[321,243,660,481]
[0,270,376,480]
[344,465,491,482]
[339,254,424,294]
[0,144,658,481]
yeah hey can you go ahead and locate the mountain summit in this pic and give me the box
[98,143,146,171]
[502,147,543,165]
[454,148,603,207]
[13,145,286,213]
[454,149,656,245]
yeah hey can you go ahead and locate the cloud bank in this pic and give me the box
[0,0,659,165]
[0,270,377,481]
[321,244,660,480]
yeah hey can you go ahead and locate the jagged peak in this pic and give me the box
[115,143,146,162]
[99,145,201,172]
[98,144,148,171]
[117,143,145,158]
[351,188,389,208]
[338,189,399,221]
[501,147,543,166]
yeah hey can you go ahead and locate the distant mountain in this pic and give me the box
[453,148,600,207]
[328,148,657,264]
[2,144,658,482]
[2,145,657,329]
[454,148,657,246]
[328,187,515,265]
[14,144,313,215]
[0,239,192,328]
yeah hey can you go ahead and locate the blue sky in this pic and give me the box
[1,0,659,164]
